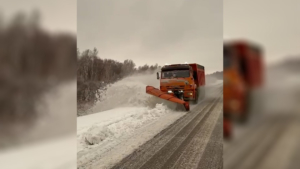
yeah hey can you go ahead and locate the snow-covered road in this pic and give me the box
[77,73,223,169]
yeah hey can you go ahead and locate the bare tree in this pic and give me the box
[77,48,160,115]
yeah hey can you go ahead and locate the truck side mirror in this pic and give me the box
[157,72,160,79]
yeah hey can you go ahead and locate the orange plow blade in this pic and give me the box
[146,86,190,111]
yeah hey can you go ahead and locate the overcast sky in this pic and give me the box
[1,0,299,72]
[78,0,222,74]
[0,0,76,33]
[224,0,300,64]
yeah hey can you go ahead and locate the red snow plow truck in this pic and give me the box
[146,63,206,111]
[223,40,264,138]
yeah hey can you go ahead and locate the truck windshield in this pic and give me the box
[162,70,190,78]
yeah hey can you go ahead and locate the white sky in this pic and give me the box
[224,0,300,64]
[78,0,222,74]
[0,0,76,33]
[3,0,297,71]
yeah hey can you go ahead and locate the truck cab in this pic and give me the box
[157,63,205,103]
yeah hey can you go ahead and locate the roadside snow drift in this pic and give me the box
[77,73,186,168]
[92,73,162,113]
[78,104,174,151]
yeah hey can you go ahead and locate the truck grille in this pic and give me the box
[166,85,185,90]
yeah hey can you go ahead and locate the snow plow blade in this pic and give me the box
[146,86,190,111]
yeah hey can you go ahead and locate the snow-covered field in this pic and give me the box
[77,73,223,168]
[0,134,76,169]
[0,81,77,169]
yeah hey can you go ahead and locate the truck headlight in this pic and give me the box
[167,90,172,93]
[179,90,184,93]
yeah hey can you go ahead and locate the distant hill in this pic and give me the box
[207,71,223,80]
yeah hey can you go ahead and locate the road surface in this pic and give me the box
[224,111,300,169]
[110,85,223,169]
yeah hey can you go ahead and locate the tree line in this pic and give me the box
[0,11,76,146]
[77,48,161,112]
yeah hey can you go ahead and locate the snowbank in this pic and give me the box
[77,73,187,168]
[92,73,160,113]
[77,104,177,152]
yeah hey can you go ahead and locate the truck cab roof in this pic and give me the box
[162,63,205,71]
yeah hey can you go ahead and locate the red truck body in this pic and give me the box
[233,42,264,88]
[146,63,206,111]
[188,63,206,87]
